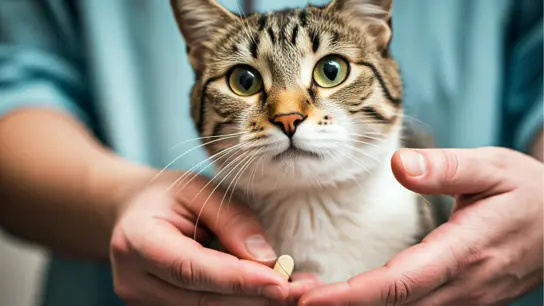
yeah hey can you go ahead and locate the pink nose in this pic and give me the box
[271,112,306,137]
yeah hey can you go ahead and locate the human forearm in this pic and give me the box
[0,108,155,261]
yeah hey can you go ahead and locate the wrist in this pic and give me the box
[84,150,158,250]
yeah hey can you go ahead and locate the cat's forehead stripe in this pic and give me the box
[291,24,299,45]
[250,36,259,59]
[299,10,308,27]
[310,29,320,53]
[258,14,268,31]
[267,27,276,44]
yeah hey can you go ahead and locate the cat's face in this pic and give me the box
[171,0,403,192]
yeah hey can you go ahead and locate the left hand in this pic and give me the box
[299,146,543,306]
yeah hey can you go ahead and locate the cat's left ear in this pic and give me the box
[170,0,237,72]
[326,0,393,54]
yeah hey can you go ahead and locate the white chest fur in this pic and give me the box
[242,159,420,283]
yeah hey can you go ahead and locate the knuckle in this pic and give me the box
[171,258,203,289]
[219,208,256,235]
[380,276,413,306]
[229,276,247,295]
[110,229,131,259]
[439,149,461,183]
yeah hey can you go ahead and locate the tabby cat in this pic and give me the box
[170,0,438,283]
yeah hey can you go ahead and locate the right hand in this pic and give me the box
[110,171,318,305]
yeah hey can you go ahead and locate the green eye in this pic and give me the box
[313,55,350,88]
[227,65,263,96]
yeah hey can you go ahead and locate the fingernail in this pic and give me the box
[245,235,277,262]
[262,285,285,300]
[400,149,426,177]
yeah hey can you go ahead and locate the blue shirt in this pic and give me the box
[0,1,542,305]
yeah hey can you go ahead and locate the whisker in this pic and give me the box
[150,134,247,186]
[335,149,372,176]
[249,154,265,203]
[166,141,249,193]
[344,132,386,141]
[192,150,254,240]
[342,144,380,164]
[234,4,257,46]
[188,148,252,209]
[169,131,249,151]
[324,137,380,149]
[228,148,262,204]
[216,148,263,226]
[349,139,381,148]
[176,145,251,196]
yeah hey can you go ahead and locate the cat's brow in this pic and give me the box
[250,36,260,58]
[309,29,320,53]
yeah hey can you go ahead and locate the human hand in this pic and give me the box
[299,147,543,306]
[110,172,318,306]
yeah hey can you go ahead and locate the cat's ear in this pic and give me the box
[170,0,237,72]
[326,0,393,54]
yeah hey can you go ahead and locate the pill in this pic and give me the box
[273,254,294,281]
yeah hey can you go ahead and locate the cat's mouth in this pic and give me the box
[272,145,321,161]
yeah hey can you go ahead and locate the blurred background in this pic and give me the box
[0,233,46,306]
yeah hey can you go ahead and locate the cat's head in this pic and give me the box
[171,0,403,192]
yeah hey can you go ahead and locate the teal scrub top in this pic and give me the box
[0,1,542,305]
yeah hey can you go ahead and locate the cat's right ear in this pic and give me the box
[170,0,237,72]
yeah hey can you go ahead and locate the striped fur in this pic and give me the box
[171,0,438,282]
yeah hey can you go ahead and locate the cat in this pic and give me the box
[170,0,440,283]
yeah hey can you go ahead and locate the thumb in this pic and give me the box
[391,148,510,196]
[177,175,277,265]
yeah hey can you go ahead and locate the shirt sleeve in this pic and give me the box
[0,1,90,125]
[501,0,543,153]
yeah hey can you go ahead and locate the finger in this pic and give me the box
[291,272,322,284]
[176,175,277,264]
[405,269,544,306]
[135,218,289,299]
[299,225,466,306]
[402,280,467,306]
[144,273,281,306]
[391,148,514,196]
[288,275,322,305]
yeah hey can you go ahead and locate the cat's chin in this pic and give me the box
[230,151,370,194]
[271,146,323,162]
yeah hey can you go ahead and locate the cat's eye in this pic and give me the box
[227,65,263,96]
[313,55,350,88]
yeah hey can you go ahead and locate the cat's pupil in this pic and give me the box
[323,61,339,81]
[239,71,255,90]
